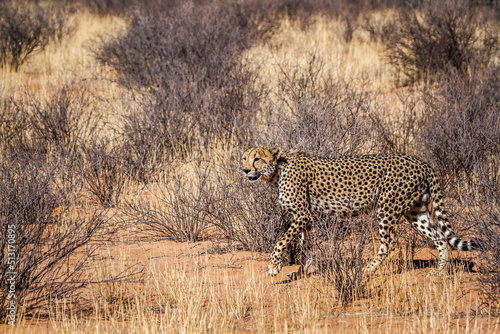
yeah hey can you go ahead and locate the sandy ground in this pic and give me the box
[3,237,499,333]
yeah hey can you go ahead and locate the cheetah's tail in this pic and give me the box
[427,168,484,251]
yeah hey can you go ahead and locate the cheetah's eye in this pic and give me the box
[254,158,260,162]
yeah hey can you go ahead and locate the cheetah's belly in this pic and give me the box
[309,190,377,214]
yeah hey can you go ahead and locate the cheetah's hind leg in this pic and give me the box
[403,192,451,276]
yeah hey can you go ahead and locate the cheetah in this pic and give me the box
[241,146,479,278]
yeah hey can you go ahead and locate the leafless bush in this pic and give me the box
[381,0,499,85]
[0,83,99,190]
[262,55,375,157]
[122,150,292,249]
[369,93,421,154]
[450,158,500,314]
[123,165,213,242]
[418,66,500,191]
[0,157,109,319]
[476,206,500,314]
[96,1,267,93]
[98,1,269,181]
[210,174,291,254]
[314,215,371,305]
[477,229,500,314]
[0,0,75,71]
[119,91,198,183]
[26,84,95,154]
[314,213,427,306]
[0,93,28,155]
[82,141,127,207]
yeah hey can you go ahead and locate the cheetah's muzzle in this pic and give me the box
[243,168,262,182]
[246,173,261,182]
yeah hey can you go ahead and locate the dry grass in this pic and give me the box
[0,10,126,86]
[1,5,499,333]
[244,11,396,95]
[2,241,499,333]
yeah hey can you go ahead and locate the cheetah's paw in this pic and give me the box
[268,263,281,276]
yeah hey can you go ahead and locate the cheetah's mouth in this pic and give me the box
[246,173,261,182]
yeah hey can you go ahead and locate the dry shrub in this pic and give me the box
[119,91,199,183]
[369,93,421,155]
[0,83,98,173]
[476,205,500,314]
[381,0,499,85]
[211,170,290,254]
[27,84,96,157]
[0,84,135,320]
[0,83,131,319]
[0,156,109,319]
[82,141,128,207]
[261,55,376,157]
[95,2,254,91]
[458,154,500,314]
[97,1,270,181]
[123,154,291,250]
[448,178,500,315]
[0,92,28,154]
[419,66,500,193]
[123,165,213,242]
[0,0,75,71]
[314,215,372,306]
[0,83,103,200]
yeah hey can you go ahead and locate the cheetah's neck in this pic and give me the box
[266,150,295,187]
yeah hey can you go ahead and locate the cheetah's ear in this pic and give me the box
[270,147,280,159]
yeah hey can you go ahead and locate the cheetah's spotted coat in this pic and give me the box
[242,146,478,278]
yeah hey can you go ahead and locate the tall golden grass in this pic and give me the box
[244,12,395,94]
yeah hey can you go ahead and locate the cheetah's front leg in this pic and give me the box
[287,228,313,280]
[269,210,312,276]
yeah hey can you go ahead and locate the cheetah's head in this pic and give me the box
[242,146,280,183]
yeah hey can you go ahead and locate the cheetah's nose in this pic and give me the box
[243,169,251,174]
